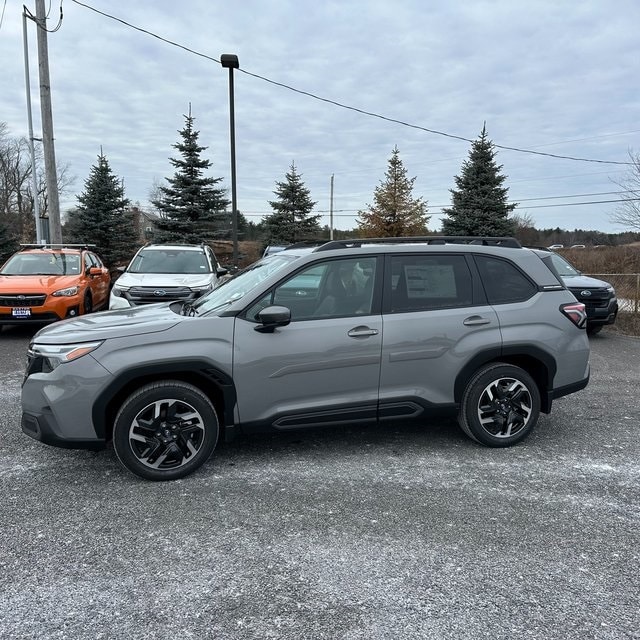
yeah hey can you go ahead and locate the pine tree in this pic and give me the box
[263,162,320,244]
[357,146,429,237]
[441,126,517,236]
[152,112,230,244]
[69,152,136,268]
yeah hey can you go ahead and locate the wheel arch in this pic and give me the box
[93,359,236,442]
[454,346,556,413]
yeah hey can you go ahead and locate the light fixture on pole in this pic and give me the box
[220,53,239,267]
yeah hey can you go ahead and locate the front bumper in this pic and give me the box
[0,298,82,325]
[21,411,105,450]
[21,352,112,448]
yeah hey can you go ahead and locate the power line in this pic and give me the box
[0,0,7,31]
[69,0,634,167]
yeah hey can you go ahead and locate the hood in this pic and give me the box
[116,272,214,288]
[32,303,184,344]
[0,274,80,290]
[561,274,613,290]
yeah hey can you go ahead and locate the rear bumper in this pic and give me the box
[548,372,590,406]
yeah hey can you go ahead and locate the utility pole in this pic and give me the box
[34,0,62,243]
[329,174,334,240]
[22,6,43,243]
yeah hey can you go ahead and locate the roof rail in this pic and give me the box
[19,243,96,250]
[314,236,522,251]
[284,240,327,250]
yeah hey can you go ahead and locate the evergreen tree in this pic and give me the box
[357,146,429,237]
[152,112,230,244]
[441,126,517,236]
[263,162,320,244]
[69,152,137,268]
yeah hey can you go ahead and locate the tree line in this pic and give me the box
[2,114,640,267]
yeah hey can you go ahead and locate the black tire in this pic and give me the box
[113,380,219,481]
[586,324,603,336]
[458,363,540,447]
[83,291,93,315]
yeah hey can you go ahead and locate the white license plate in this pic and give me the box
[11,307,31,318]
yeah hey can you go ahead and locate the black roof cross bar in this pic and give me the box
[314,236,522,251]
[19,243,97,250]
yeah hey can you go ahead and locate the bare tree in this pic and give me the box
[0,122,74,243]
[610,150,640,231]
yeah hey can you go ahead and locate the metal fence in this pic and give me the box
[588,273,640,313]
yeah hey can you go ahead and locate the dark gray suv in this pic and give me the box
[21,237,590,480]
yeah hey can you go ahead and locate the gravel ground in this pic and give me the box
[0,326,638,639]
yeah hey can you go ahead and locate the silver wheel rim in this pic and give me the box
[128,398,206,470]
[476,377,533,438]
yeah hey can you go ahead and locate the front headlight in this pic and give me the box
[191,283,213,294]
[111,284,129,298]
[52,286,79,297]
[606,286,615,294]
[28,341,103,372]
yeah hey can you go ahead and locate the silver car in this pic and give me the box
[22,237,590,480]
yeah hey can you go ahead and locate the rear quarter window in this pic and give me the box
[475,255,537,304]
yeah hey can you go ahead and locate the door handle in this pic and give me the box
[463,315,491,326]
[348,326,379,338]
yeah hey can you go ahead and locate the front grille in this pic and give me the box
[0,294,47,307]
[125,286,195,306]
[568,287,612,309]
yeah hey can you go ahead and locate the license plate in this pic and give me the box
[12,307,31,318]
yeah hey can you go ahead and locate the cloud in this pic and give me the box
[1,0,638,232]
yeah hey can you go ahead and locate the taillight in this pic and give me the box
[561,302,587,328]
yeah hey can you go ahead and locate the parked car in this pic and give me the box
[109,243,227,309]
[531,248,618,335]
[0,244,110,329]
[22,236,590,480]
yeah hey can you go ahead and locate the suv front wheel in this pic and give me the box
[113,380,219,480]
[458,363,540,447]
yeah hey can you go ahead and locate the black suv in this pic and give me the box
[532,249,618,335]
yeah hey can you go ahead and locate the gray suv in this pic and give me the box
[21,237,590,480]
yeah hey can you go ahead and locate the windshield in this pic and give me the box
[550,253,581,277]
[0,252,81,275]
[128,249,211,274]
[192,254,299,314]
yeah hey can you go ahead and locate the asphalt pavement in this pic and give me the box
[0,325,638,640]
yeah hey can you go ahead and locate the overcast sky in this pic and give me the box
[1,0,639,234]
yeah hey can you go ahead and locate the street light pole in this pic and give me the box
[220,53,239,267]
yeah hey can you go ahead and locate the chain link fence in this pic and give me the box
[588,273,640,313]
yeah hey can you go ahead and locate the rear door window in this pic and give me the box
[385,254,473,312]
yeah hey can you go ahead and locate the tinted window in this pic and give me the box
[387,254,473,312]
[246,257,377,321]
[475,256,537,304]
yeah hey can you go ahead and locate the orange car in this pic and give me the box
[0,244,111,328]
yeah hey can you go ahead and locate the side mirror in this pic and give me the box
[254,305,291,333]
[217,266,229,277]
[89,266,107,276]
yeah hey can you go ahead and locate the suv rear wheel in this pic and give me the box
[458,363,540,447]
[113,381,219,480]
